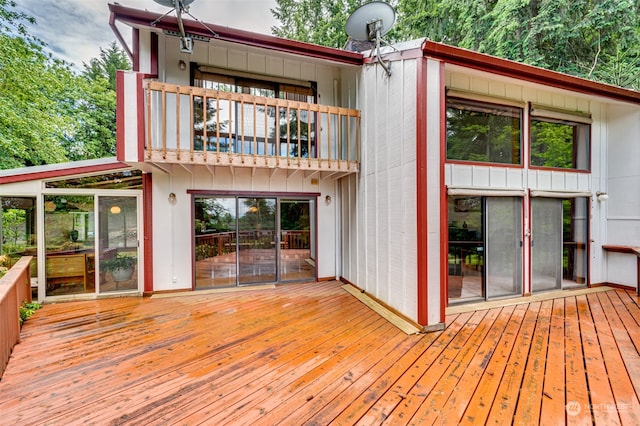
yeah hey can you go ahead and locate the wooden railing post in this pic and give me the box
[0,256,33,378]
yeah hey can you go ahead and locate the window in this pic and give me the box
[530,117,590,170]
[446,97,522,165]
[192,68,317,157]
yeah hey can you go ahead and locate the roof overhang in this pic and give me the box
[108,3,363,66]
[0,158,131,185]
[422,40,640,105]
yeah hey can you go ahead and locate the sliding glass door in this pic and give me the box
[194,195,316,289]
[238,197,277,285]
[448,196,522,304]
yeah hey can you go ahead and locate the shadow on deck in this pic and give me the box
[1,280,640,424]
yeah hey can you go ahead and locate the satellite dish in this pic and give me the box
[153,0,196,7]
[346,1,395,42]
[152,0,199,53]
[345,2,395,76]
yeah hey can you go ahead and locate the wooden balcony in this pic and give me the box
[143,80,360,178]
[2,280,640,423]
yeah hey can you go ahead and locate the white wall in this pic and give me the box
[150,165,335,291]
[341,58,420,323]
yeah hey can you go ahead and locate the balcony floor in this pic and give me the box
[1,281,640,424]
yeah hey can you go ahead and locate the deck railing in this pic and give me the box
[143,80,360,173]
[0,256,32,378]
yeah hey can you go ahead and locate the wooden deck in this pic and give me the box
[1,280,640,424]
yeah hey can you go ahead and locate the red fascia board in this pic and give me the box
[108,4,363,66]
[422,40,640,105]
[0,162,130,185]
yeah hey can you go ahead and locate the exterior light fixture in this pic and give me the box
[325,195,332,205]
[596,191,608,202]
[179,60,187,71]
[168,192,177,203]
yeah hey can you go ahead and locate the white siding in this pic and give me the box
[151,166,334,291]
[341,58,419,323]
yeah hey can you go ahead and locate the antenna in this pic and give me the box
[152,0,218,54]
[346,1,396,76]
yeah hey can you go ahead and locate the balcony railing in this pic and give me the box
[143,80,360,175]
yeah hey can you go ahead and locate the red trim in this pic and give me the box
[0,162,129,185]
[132,28,140,72]
[187,190,321,198]
[445,159,524,169]
[108,4,362,66]
[416,57,428,326]
[142,173,154,293]
[136,73,146,162]
[116,71,125,161]
[150,32,159,76]
[423,40,640,105]
[438,61,447,322]
[109,10,133,61]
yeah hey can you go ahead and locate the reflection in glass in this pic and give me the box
[280,200,315,282]
[238,198,276,284]
[99,197,138,292]
[1,197,37,298]
[194,197,237,288]
[44,195,95,296]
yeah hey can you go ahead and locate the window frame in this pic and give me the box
[445,96,524,167]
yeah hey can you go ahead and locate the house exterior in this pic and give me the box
[0,3,638,331]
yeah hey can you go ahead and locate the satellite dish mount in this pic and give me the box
[346,2,396,77]
[151,0,218,54]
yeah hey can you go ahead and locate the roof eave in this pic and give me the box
[108,3,363,66]
[422,40,640,105]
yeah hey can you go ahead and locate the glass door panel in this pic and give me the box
[531,198,562,292]
[194,197,237,288]
[485,197,522,299]
[98,196,138,292]
[280,200,315,282]
[238,197,276,285]
[44,195,95,296]
[448,196,484,303]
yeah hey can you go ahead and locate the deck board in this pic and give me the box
[2,281,640,424]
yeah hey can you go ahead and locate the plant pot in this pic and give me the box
[111,267,134,282]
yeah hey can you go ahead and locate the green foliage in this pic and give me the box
[273,0,640,90]
[271,0,364,48]
[0,2,130,168]
[19,302,41,325]
[101,254,137,273]
[2,208,25,249]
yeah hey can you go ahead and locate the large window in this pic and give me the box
[193,69,317,158]
[530,117,590,170]
[446,97,522,165]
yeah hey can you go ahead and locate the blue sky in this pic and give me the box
[17,0,277,70]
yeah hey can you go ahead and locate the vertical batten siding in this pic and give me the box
[425,59,444,326]
[342,59,419,323]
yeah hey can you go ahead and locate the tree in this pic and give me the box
[272,0,640,90]
[0,2,131,167]
[271,0,363,48]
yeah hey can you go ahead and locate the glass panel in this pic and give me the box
[448,196,484,303]
[531,198,563,292]
[530,119,590,170]
[45,170,142,189]
[98,197,138,292]
[280,200,315,282]
[563,198,588,286]
[194,197,237,288]
[485,197,522,299]
[44,195,95,296]
[1,197,37,298]
[446,97,522,164]
[238,197,276,285]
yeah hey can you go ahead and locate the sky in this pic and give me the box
[17,0,278,70]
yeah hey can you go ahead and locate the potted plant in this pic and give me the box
[101,253,137,282]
